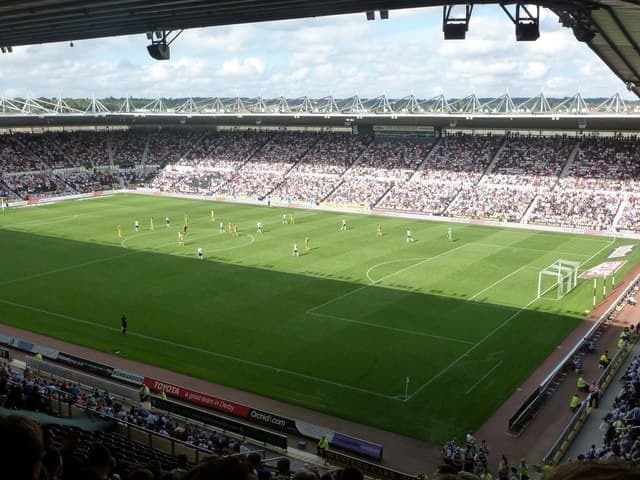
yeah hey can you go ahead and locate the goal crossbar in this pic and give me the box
[537,259,580,299]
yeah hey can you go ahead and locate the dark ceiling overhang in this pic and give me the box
[0,1,638,97]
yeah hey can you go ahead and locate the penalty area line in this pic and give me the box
[309,311,475,345]
[465,266,527,303]
[308,243,470,315]
[465,360,504,395]
[0,298,400,402]
[404,295,539,402]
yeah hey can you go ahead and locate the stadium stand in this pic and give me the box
[0,358,352,480]
[1,129,640,233]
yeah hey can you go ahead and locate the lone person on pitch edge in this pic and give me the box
[121,313,128,335]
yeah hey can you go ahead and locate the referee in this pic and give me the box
[121,313,128,335]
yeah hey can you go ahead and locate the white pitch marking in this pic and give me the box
[472,242,592,258]
[465,360,504,395]
[308,243,470,315]
[309,311,475,345]
[0,298,400,401]
[0,213,83,229]
[404,296,539,402]
[365,257,430,284]
[404,235,618,402]
[465,266,527,303]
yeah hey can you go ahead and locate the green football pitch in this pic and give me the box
[0,194,637,443]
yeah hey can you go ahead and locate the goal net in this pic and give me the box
[537,259,580,299]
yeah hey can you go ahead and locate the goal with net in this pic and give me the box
[537,259,580,299]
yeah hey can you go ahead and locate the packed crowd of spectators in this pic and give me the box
[576,352,640,465]
[319,139,432,207]
[146,129,203,166]
[0,359,377,480]
[152,131,273,197]
[270,173,340,204]
[618,195,640,233]
[423,134,500,185]
[111,130,149,166]
[560,137,640,192]
[482,135,575,189]
[293,133,369,176]
[227,132,318,199]
[267,133,369,203]
[529,191,621,230]
[51,131,110,167]
[3,171,74,198]
[1,129,640,232]
[349,139,431,181]
[447,186,535,223]
[376,134,502,215]
[378,180,460,215]
[325,178,394,208]
[0,132,50,171]
[63,170,123,193]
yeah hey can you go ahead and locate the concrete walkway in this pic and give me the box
[561,340,640,461]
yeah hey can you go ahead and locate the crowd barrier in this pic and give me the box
[142,376,383,460]
[508,272,640,434]
[0,333,384,461]
[151,397,288,450]
[542,338,634,465]
[0,347,10,361]
[324,449,417,480]
[25,357,140,403]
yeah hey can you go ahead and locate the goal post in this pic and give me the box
[537,259,580,299]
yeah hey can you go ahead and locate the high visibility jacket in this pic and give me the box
[570,395,580,409]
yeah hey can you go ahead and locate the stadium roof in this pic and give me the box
[0,92,638,132]
[0,1,639,97]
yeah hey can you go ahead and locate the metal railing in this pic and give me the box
[509,273,640,434]
[541,337,634,465]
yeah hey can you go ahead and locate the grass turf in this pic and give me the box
[0,193,637,443]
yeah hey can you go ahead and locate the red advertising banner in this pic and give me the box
[143,377,249,418]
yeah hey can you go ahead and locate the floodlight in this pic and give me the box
[573,24,595,42]
[365,10,374,21]
[442,5,472,40]
[380,10,389,20]
[0,47,5,53]
[147,43,170,60]
[146,32,153,40]
[443,23,467,40]
[516,22,539,41]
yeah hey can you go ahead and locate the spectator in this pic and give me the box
[127,469,154,480]
[570,393,581,412]
[542,461,640,479]
[317,436,329,460]
[182,456,250,480]
[274,459,290,480]
[334,468,364,480]
[42,448,63,480]
[577,376,588,392]
[600,351,611,369]
[82,445,114,480]
[0,414,44,480]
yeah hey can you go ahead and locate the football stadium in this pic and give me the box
[1,2,640,480]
